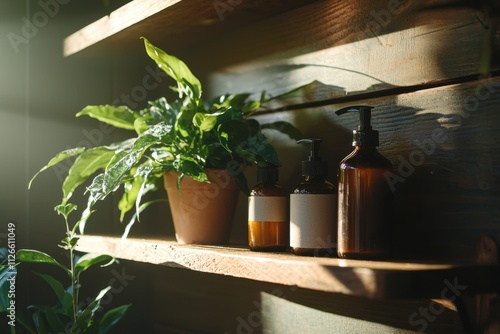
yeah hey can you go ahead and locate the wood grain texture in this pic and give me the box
[200,0,495,101]
[63,0,317,57]
[75,235,500,300]
[247,75,500,262]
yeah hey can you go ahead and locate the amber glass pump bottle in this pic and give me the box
[290,139,337,257]
[336,106,393,259]
[248,166,289,252]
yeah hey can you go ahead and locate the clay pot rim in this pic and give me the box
[163,169,238,191]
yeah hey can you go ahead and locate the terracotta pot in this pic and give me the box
[163,169,239,245]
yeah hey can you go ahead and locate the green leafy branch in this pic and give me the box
[0,204,130,333]
[29,38,303,234]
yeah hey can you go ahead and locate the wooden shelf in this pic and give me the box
[76,235,500,300]
[63,0,315,57]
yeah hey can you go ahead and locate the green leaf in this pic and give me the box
[0,248,8,261]
[34,272,65,300]
[118,165,158,222]
[86,174,105,204]
[142,37,202,102]
[55,203,77,219]
[75,253,114,278]
[218,120,282,167]
[122,198,167,239]
[178,157,207,183]
[118,176,144,222]
[77,105,138,130]
[62,146,117,203]
[86,321,100,334]
[32,309,51,334]
[16,249,70,275]
[71,286,111,332]
[77,181,100,234]
[242,100,261,114]
[0,265,14,313]
[210,105,243,124]
[60,291,73,319]
[28,147,86,189]
[44,305,66,333]
[135,122,173,144]
[14,312,37,334]
[133,166,157,222]
[233,172,250,197]
[261,121,302,141]
[133,116,150,135]
[241,137,281,167]
[101,151,141,196]
[174,107,198,139]
[62,236,79,249]
[214,93,251,108]
[218,120,250,151]
[98,304,131,334]
[101,124,172,197]
[148,97,180,125]
[193,112,217,132]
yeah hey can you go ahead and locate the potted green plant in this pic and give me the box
[30,38,301,245]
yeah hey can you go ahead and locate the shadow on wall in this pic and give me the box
[261,73,500,262]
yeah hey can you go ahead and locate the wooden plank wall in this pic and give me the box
[109,261,464,334]
[100,1,500,332]
[175,0,500,262]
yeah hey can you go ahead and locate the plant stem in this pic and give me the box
[70,246,77,322]
[64,215,78,323]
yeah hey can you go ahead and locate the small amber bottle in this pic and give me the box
[336,106,393,259]
[290,139,337,257]
[248,166,289,252]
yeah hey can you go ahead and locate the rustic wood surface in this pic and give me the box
[75,235,500,300]
[63,0,316,57]
[247,76,500,261]
[64,0,499,95]
[202,0,496,101]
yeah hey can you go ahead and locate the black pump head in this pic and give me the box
[298,138,322,161]
[335,105,379,147]
[297,138,327,177]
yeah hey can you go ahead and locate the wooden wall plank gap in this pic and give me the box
[263,71,500,114]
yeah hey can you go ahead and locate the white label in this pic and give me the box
[248,196,287,222]
[290,194,337,248]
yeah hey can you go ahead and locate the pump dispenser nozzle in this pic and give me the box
[335,105,379,147]
[297,138,327,177]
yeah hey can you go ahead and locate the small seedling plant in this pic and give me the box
[0,204,130,333]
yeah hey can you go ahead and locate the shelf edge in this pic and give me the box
[75,235,500,299]
[63,0,182,56]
